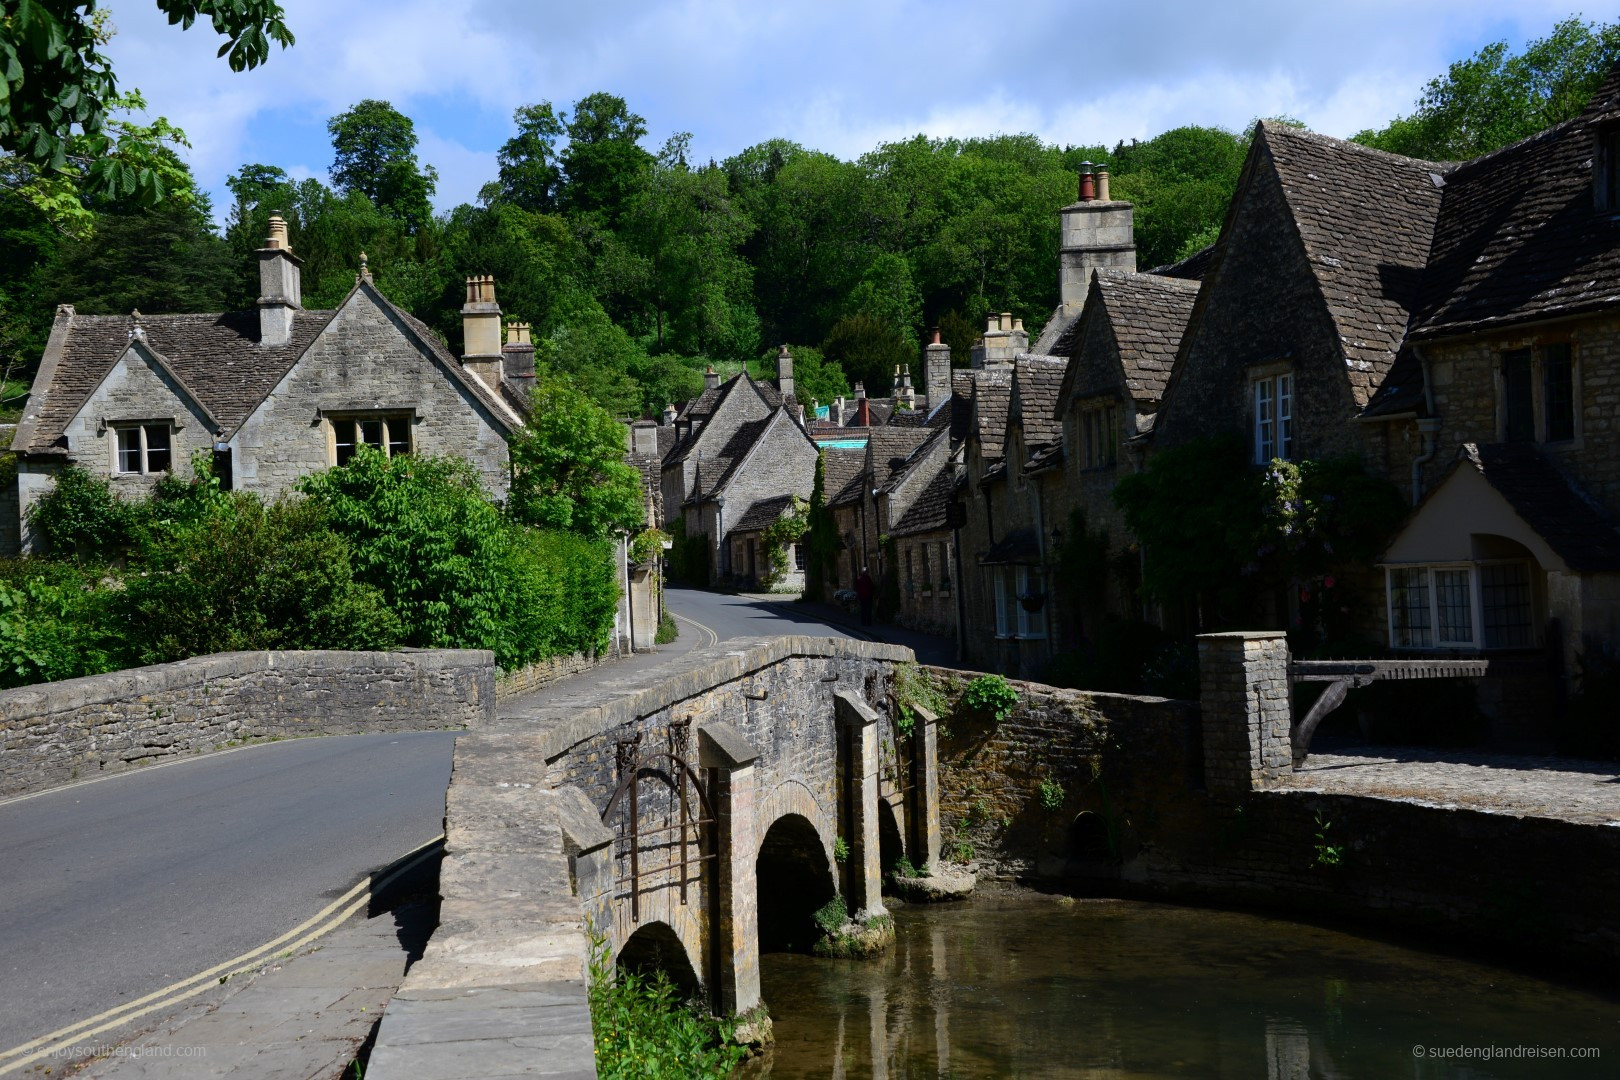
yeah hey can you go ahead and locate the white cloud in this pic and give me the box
[96,0,1612,218]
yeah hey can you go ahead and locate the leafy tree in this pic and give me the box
[328,99,438,231]
[496,102,565,213]
[0,1,292,206]
[802,450,838,600]
[46,185,232,315]
[507,372,646,538]
[1356,17,1620,160]
[1109,126,1247,268]
[560,92,653,226]
[821,313,911,396]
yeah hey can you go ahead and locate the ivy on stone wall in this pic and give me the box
[758,496,808,590]
[1112,435,1406,635]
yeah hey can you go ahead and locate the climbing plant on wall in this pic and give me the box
[758,497,808,589]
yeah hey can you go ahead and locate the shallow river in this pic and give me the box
[739,893,1618,1079]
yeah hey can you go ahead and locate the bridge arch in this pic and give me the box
[618,919,702,997]
[755,812,837,953]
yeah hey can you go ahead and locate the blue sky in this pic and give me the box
[99,0,1611,221]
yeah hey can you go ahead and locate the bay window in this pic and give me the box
[1386,561,1536,650]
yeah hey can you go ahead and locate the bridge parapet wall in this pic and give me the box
[0,648,495,798]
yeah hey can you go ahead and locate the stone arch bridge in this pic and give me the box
[434,637,938,1018]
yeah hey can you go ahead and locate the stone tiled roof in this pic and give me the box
[970,369,1013,460]
[1463,443,1620,571]
[732,493,798,533]
[1011,357,1066,448]
[1413,67,1620,337]
[629,452,663,527]
[868,427,931,488]
[824,445,869,507]
[667,373,777,465]
[880,425,949,494]
[389,299,523,430]
[1360,346,1426,419]
[1148,244,1216,280]
[1055,272,1201,407]
[21,308,332,452]
[1259,121,1451,407]
[891,459,955,537]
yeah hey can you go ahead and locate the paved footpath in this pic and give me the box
[1279,746,1620,825]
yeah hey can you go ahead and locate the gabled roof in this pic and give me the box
[1413,66,1620,337]
[732,492,799,533]
[880,424,949,495]
[1257,121,1451,405]
[1462,443,1620,571]
[824,445,869,508]
[1010,356,1067,448]
[18,307,332,453]
[891,458,956,537]
[666,371,780,465]
[1054,272,1201,408]
[868,427,931,488]
[969,368,1013,460]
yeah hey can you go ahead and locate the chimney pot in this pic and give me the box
[1096,166,1111,201]
[1013,317,1024,332]
[1000,311,1013,331]
[1078,162,1096,201]
[930,326,941,345]
[855,381,866,400]
[987,315,998,333]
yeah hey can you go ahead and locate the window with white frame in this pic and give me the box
[1252,372,1293,463]
[993,565,1047,639]
[330,413,412,466]
[1387,561,1536,650]
[113,423,173,475]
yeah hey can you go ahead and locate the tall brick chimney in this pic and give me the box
[775,344,795,402]
[1059,161,1135,317]
[257,215,302,348]
[924,327,951,408]
[461,275,503,391]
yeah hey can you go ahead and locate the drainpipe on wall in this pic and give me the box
[1410,344,1441,506]
[623,532,635,655]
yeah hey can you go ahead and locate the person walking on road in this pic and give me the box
[855,568,876,627]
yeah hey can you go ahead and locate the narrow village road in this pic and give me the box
[0,587,942,1067]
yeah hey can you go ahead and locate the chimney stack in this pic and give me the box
[502,320,536,401]
[661,403,677,426]
[460,275,503,392]
[775,344,795,402]
[898,364,916,409]
[704,365,720,391]
[924,327,951,407]
[1059,159,1135,317]
[256,215,302,348]
[973,312,1027,369]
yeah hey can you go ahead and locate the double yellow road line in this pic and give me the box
[0,835,444,1077]
[673,611,719,648]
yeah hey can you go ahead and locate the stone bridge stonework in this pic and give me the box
[375,635,931,1077]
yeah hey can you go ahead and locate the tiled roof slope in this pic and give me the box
[1260,121,1451,406]
[868,427,931,486]
[891,461,955,537]
[733,493,798,533]
[822,446,868,507]
[1466,443,1620,571]
[1082,273,1200,404]
[1149,243,1216,280]
[23,309,331,451]
[1414,67,1620,337]
[970,369,1012,460]
[1011,357,1066,447]
[881,425,949,494]
[629,453,663,526]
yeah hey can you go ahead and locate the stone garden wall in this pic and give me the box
[0,649,495,798]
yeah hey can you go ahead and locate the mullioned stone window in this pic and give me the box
[1386,560,1536,650]
[1500,343,1575,445]
[328,412,412,465]
[113,422,173,475]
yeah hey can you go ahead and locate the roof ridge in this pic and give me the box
[1258,118,1455,173]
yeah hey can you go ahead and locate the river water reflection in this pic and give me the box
[739,894,1618,1078]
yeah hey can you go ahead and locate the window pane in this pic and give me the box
[117,428,142,473]
[1481,562,1535,649]
[334,420,357,465]
[1276,374,1293,460]
[1254,380,1274,462]
[1543,343,1574,442]
[386,416,411,457]
[1503,349,1533,442]
[994,569,1010,635]
[1434,568,1474,644]
[144,425,171,473]
[1389,568,1432,648]
[359,419,385,447]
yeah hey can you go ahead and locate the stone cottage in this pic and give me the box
[8,217,531,553]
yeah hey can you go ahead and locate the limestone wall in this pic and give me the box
[0,648,494,797]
